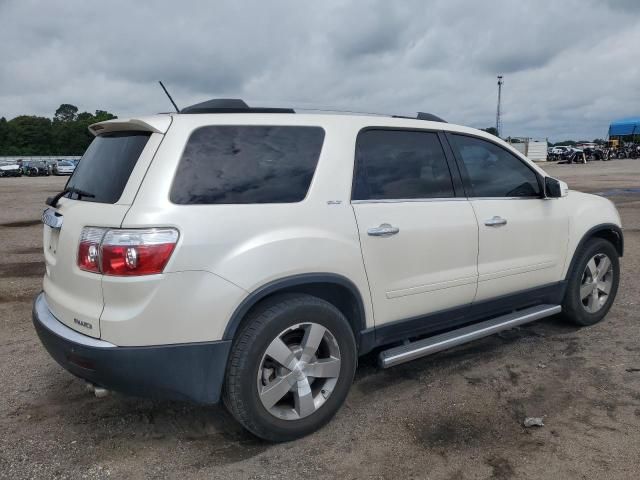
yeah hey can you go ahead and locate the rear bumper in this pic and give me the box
[32,292,231,404]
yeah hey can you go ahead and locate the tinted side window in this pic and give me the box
[66,131,151,204]
[353,130,455,200]
[171,126,324,204]
[450,134,541,197]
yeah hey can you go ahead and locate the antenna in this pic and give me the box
[496,75,504,137]
[158,81,180,113]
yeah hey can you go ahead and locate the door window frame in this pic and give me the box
[443,131,544,199]
[350,127,465,203]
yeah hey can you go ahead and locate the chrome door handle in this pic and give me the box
[367,223,400,236]
[484,216,507,227]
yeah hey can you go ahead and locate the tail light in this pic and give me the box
[77,227,178,276]
[78,227,106,273]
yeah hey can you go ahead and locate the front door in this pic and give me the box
[447,133,569,302]
[351,129,479,327]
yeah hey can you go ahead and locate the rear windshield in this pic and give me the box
[170,126,325,204]
[66,131,151,203]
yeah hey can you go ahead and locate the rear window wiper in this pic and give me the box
[46,187,95,207]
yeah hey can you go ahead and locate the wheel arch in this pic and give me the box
[223,273,368,349]
[565,223,623,280]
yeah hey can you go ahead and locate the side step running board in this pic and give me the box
[379,304,561,368]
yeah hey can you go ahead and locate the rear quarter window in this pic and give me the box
[170,125,325,204]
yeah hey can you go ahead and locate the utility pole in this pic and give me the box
[496,75,504,137]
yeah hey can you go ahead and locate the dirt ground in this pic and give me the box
[1,161,639,480]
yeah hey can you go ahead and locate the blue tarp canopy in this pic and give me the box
[609,117,640,136]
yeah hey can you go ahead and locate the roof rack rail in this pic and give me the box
[416,112,447,123]
[180,98,295,114]
[178,99,446,122]
[392,112,447,123]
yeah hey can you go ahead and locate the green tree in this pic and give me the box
[54,104,79,123]
[0,105,117,155]
[94,110,116,122]
[4,116,52,155]
[0,117,8,153]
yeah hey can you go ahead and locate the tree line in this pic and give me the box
[0,104,117,156]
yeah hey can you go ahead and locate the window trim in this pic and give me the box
[443,131,544,199]
[168,124,326,206]
[350,126,462,203]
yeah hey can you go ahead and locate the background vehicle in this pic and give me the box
[0,164,22,177]
[577,142,598,151]
[33,100,623,441]
[53,160,76,175]
[557,147,586,164]
[550,145,571,156]
[20,160,51,176]
[583,146,605,161]
[548,145,573,161]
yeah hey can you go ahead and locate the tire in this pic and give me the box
[223,293,357,442]
[562,238,620,326]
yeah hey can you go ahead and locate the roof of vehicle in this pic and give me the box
[89,98,451,136]
[91,111,473,139]
[87,99,548,177]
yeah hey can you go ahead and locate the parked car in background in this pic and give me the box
[20,161,51,176]
[550,145,571,155]
[34,99,623,442]
[584,146,606,161]
[53,160,76,175]
[577,143,598,151]
[0,164,22,177]
[558,147,586,164]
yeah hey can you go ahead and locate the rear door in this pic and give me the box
[446,133,569,302]
[351,129,479,331]
[43,129,164,338]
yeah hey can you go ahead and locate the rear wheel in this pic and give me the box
[223,294,357,442]
[562,238,620,326]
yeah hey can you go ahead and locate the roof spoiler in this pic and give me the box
[88,116,172,136]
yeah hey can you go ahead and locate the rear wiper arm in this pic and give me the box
[46,187,95,207]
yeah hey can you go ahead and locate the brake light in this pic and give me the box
[77,227,178,276]
[78,227,107,273]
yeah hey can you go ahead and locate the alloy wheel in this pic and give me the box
[257,322,341,420]
[580,253,613,313]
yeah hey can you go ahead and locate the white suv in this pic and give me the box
[34,99,623,441]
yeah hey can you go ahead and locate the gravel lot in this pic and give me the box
[1,161,639,479]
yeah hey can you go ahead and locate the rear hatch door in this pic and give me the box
[42,117,170,338]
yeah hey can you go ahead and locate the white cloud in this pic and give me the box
[1,0,638,141]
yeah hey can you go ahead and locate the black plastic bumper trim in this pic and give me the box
[32,293,231,404]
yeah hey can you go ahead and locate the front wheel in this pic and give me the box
[223,294,357,442]
[562,238,620,326]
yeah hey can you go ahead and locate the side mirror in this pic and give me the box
[544,177,568,198]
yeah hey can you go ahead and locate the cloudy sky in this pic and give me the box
[1,0,639,141]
